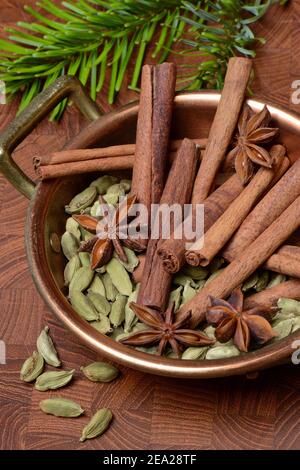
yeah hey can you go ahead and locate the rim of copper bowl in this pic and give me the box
[25,92,300,378]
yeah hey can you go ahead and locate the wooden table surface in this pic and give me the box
[0,1,299,450]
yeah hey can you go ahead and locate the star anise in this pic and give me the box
[73,195,145,269]
[206,286,277,352]
[226,104,279,184]
[119,302,215,357]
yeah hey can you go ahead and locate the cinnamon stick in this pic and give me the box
[157,173,244,273]
[138,139,198,310]
[223,157,300,262]
[34,146,234,183]
[35,155,135,180]
[34,138,207,166]
[177,194,300,327]
[131,62,176,218]
[244,279,300,309]
[264,245,300,279]
[185,145,288,267]
[191,57,252,202]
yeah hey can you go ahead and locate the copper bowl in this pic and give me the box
[1,76,300,378]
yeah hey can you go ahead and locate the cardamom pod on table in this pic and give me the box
[35,369,75,391]
[40,398,84,417]
[37,326,61,367]
[81,362,119,382]
[20,351,44,382]
[80,408,113,442]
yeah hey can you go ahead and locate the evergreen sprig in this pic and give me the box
[0,0,287,120]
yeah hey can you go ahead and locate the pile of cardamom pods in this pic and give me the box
[61,175,300,360]
[20,325,117,442]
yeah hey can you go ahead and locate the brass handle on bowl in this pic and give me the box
[0,75,102,199]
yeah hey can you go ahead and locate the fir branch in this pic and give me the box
[0,0,287,119]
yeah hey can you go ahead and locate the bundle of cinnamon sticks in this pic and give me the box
[37,58,300,333]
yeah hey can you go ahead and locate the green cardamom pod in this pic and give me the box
[267,273,286,289]
[90,175,118,194]
[40,398,84,418]
[182,347,209,360]
[272,318,293,341]
[80,227,94,242]
[106,183,125,196]
[96,265,106,274]
[80,408,113,442]
[196,280,206,291]
[61,232,79,261]
[90,316,112,335]
[135,345,158,355]
[242,272,259,292]
[66,217,81,241]
[206,344,240,360]
[78,252,91,267]
[254,271,269,292]
[81,362,119,382]
[102,272,118,301]
[120,179,131,192]
[278,298,300,315]
[37,326,61,367]
[35,369,75,391]
[103,193,119,205]
[20,351,44,382]
[81,206,92,215]
[65,187,97,214]
[106,258,133,296]
[109,294,127,327]
[204,325,216,340]
[87,292,111,316]
[131,322,149,333]
[124,287,139,333]
[181,282,197,305]
[292,317,300,333]
[181,265,208,281]
[88,275,106,297]
[70,291,99,321]
[173,274,198,289]
[64,255,81,286]
[168,286,182,311]
[109,326,125,340]
[90,200,101,217]
[69,266,94,294]
[113,247,139,273]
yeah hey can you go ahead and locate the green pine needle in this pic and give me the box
[0,0,287,120]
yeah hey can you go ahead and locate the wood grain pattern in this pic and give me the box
[0,0,300,450]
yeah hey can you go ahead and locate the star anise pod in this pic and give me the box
[206,286,277,352]
[119,302,215,357]
[73,195,145,269]
[226,104,279,184]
